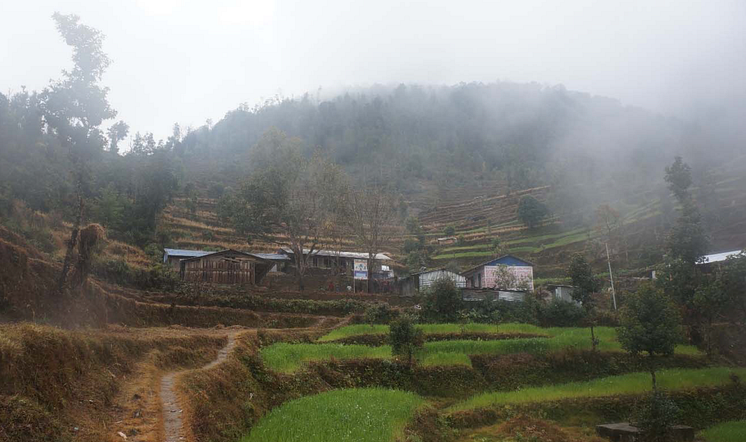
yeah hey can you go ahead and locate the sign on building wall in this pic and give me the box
[483,265,534,291]
[354,259,368,280]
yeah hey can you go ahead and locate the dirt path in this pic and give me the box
[160,333,238,442]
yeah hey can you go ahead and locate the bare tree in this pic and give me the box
[223,130,347,290]
[347,185,398,292]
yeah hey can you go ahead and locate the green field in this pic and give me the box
[448,367,746,412]
[421,352,472,367]
[700,420,746,442]
[264,325,700,372]
[261,343,391,372]
[318,322,549,342]
[242,388,424,442]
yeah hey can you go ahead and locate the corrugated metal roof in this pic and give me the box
[280,248,391,260]
[462,254,534,275]
[164,248,212,258]
[249,253,290,261]
[699,250,743,264]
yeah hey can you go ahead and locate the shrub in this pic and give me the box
[423,278,462,322]
[444,225,455,237]
[364,303,399,325]
[402,238,420,254]
[538,299,586,327]
[390,315,424,365]
[634,391,682,441]
[92,258,180,291]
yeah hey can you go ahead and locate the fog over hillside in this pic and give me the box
[2,0,745,143]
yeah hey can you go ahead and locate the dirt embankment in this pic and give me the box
[0,324,228,442]
[0,226,327,329]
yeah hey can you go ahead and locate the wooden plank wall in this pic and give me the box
[183,258,255,284]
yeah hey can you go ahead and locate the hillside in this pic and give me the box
[156,81,746,278]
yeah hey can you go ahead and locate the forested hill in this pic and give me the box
[176,82,723,208]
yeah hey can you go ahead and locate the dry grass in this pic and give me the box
[0,323,227,442]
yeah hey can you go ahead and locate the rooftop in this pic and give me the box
[699,250,743,265]
[280,248,391,260]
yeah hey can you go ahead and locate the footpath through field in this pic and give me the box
[161,331,240,442]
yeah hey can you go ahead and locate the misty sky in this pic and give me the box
[2,0,745,141]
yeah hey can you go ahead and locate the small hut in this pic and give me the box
[179,249,273,285]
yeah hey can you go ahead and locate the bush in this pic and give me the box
[364,303,399,325]
[538,299,586,327]
[389,315,424,365]
[402,238,420,254]
[423,278,462,322]
[92,258,180,291]
[634,391,682,441]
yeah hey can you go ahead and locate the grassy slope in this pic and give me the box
[264,325,700,372]
[700,420,746,442]
[448,367,746,412]
[242,388,424,442]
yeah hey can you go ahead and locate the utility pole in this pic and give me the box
[606,243,617,310]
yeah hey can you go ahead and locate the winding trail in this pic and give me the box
[161,333,238,442]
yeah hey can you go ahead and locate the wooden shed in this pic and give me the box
[179,249,273,285]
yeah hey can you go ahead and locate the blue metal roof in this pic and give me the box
[487,255,534,267]
[462,254,534,276]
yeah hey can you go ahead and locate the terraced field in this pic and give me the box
[242,388,424,442]
[161,153,746,279]
[243,320,744,442]
[262,324,700,372]
[448,367,746,411]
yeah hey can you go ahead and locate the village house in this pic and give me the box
[546,284,577,303]
[697,249,744,271]
[400,268,466,296]
[163,248,210,271]
[164,248,290,284]
[462,255,535,290]
[278,248,393,277]
[179,249,274,285]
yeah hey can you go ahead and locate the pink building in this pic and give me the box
[462,255,534,291]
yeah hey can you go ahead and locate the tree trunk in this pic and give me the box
[58,192,84,292]
[296,272,305,291]
[293,250,305,291]
[649,354,657,391]
[590,324,597,351]
[367,256,372,294]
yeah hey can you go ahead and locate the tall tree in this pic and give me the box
[664,156,708,265]
[568,253,602,350]
[660,157,709,343]
[223,130,347,290]
[347,184,397,292]
[40,13,117,291]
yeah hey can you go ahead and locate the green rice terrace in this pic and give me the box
[236,321,746,442]
[263,324,700,373]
